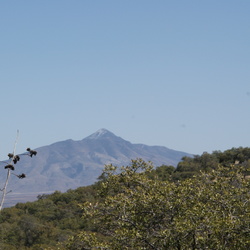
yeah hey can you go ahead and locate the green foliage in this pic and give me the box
[69,159,250,249]
[214,147,250,165]
[1,147,250,249]
[0,185,99,249]
[148,164,175,181]
[173,147,250,180]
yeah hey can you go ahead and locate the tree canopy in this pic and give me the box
[68,159,250,249]
[0,147,250,249]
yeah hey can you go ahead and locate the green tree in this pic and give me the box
[148,164,175,181]
[67,159,250,249]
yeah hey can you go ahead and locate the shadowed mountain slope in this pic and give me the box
[0,129,192,206]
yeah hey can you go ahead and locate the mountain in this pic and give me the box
[0,129,192,207]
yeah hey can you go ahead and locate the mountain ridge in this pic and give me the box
[0,129,192,207]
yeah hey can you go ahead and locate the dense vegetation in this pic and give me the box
[0,147,249,249]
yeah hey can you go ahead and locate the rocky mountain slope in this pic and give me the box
[0,129,192,206]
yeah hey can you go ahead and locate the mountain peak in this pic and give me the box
[2,128,192,207]
[86,128,115,139]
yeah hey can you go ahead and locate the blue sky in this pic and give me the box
[0,1,249,157]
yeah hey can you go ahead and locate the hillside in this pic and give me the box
[0,129,192,207]
[1,151,249,249]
